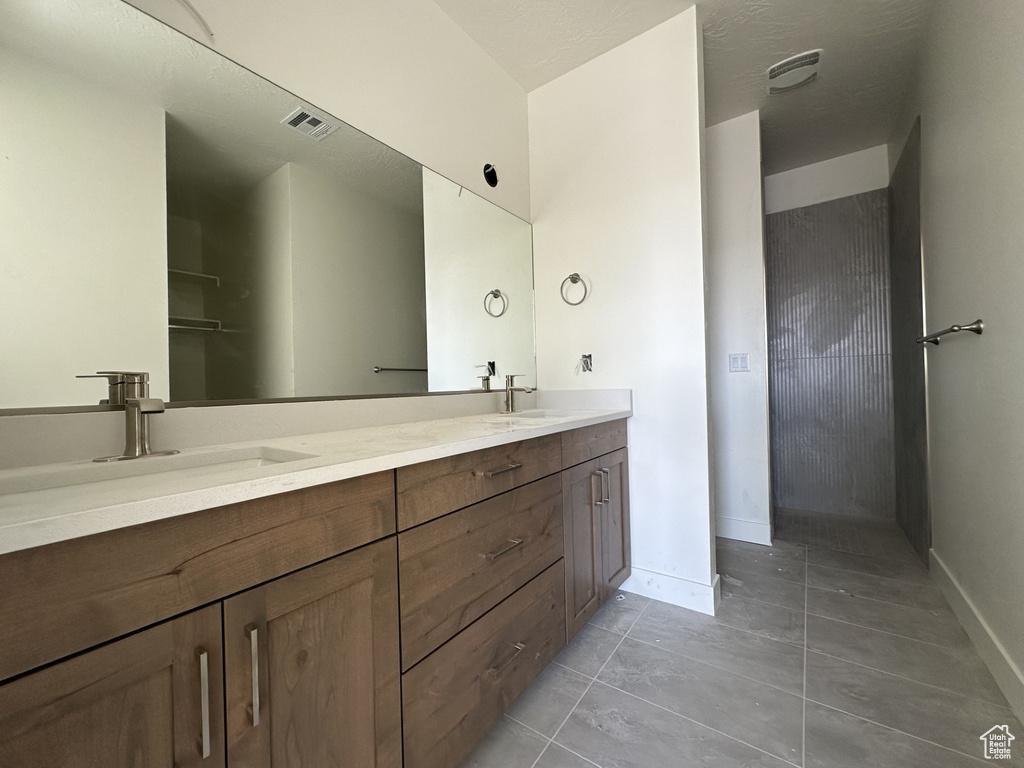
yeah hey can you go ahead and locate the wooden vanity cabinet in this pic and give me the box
[0,418,630,768]
[561,421,631,641]
[0,604,225,768]
[224,538,402,768]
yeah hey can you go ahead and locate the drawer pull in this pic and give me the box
[197,648,211,759]
[485,462,523,478]
[600,468,611,503]
[486,538,524,561]
[487,642,526,677]
[246,624,260,727]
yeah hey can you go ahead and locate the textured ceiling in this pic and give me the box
[0,0,424,214]
[433,0,934,175]
[432,0,694,92]
[701,0,935,174]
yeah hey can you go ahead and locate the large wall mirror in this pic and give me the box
[0,0,535,410]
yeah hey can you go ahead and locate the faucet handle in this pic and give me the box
[505,374,527,386]
[126,397,165,414]
[77,371,129,405]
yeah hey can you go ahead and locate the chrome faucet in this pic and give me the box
[502,374,533,414]
[76,370,149,405]
[476,361,496,391]
[79,371,179,462]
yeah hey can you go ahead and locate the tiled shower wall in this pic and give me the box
[766,189,896,518]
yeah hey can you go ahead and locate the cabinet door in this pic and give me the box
[224,538,401,768]
[0,604,224,768]
[562,458,603,640]
[598,448,631,600]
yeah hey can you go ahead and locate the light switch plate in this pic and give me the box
[728,353,750,373]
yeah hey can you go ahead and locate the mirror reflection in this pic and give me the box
[0,0,534,410]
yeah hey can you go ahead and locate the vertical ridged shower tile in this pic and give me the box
[766,189,895,518]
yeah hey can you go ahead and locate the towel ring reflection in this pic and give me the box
[484,289,508,318]
[560,273,588,306]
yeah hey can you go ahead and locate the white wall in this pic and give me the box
[764,145,890,214]
[289,164,426,396]
[890,0,1024,719]
[0,47,168,408]
[423,168,535,392]
[247,165,296,398]
[125,0,530,220]
[530,9,718,613]
[706,112,772,546]
[247,163,427,398]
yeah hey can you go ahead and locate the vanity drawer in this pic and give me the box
[399,475,563,670]
[402,560,565,768]
[396,434,561,529]
[561,418,628,468]
[0,471,396,684]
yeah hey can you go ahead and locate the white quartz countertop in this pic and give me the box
[0,407,630,556]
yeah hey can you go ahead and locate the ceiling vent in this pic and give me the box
[765,49,823,95]
[281,106,339,141]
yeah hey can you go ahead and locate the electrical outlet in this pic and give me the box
[581,354,593,372]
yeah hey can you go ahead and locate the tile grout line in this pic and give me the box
[718,585,806,614]
[804,647,1018,711]
[805,581,953,614]
[622,634,803,699]
[803,608,968,649]
[588,679,802,768]
[526,599,651,768]
[802,544,808,768]
[805,560,931,586]
[806,699,994,765]
[504,715,603,768]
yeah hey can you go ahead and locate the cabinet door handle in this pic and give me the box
[486,538,524,561]
[196,648,211,759]
[245,624,260,727]
[601,468,611,503]
[592,471,604,506]
[487,642,526,677]
[486,462,523,478]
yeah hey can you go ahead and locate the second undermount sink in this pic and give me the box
[502,409,576,420]
[1,446,319,497]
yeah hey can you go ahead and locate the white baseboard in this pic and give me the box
[622,567,720,616]
[715,516,772,546]
[930,549,1024,720]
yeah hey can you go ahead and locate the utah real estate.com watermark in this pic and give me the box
[980,725,1015,760]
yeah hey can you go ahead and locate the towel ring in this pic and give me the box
[560,273,588,306]
[484,289,508,318]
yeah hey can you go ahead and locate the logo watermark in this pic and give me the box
[980,725,1015,760]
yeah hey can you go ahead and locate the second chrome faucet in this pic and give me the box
[78,371,179,462]
[502,374,533,414]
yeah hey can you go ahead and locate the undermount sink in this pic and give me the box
[1,446,319,496]
[497,409,576,420]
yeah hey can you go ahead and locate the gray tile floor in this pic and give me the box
[461,518,1024,767]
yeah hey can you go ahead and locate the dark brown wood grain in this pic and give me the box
[599,448,631,599]
[0,604,224,768]
[399,475,563,670]
[224,538,401,768]
[0,471,395,683]
[396,435,561,529]
[560,419,627,469]
[402,561,566,768]
[561,459,603,641]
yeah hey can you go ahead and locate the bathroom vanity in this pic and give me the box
[0,410,629,767]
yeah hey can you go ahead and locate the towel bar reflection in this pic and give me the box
[917,319,984,346]
[373,366,428,373]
